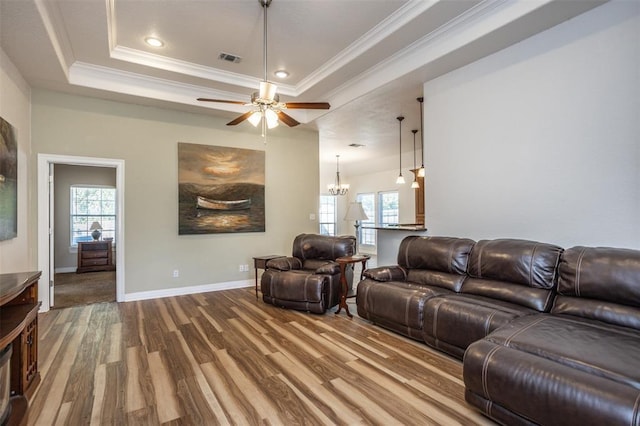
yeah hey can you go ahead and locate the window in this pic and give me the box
[379,191,399,225]
[356,193,376,246]
[70,186,116,245]
[319,195,337,236]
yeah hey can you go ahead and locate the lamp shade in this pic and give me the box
[344,202,369,221]
[89,221,103,231]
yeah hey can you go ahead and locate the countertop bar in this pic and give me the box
[364,225,427,232]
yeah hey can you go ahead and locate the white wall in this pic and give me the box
[423,0,639,249]
[0,48,34,273]
[53,164,116,270]
[32,89,320,294]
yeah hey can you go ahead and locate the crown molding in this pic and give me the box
[34,0,75,80]
[295,0,439,95]
[324,0,548,109]
[68,62,249,113]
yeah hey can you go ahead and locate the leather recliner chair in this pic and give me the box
[261,233,356,314]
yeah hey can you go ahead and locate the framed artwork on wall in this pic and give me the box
[178,142,265,234]
[0,116,18,241]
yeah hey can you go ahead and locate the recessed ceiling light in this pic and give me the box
[274,70,289,79]
[145,37,164,48]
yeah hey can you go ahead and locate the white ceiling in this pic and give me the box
[0,0,606,171]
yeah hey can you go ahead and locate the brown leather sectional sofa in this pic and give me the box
[356,236,640,425]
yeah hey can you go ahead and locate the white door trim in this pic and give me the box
[37,153,125,312]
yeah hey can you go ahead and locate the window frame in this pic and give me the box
[319,195,337,236]
[69,185,117,247]
[378,190,400,226]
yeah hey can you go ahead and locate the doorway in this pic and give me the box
[37,154,125,312]
[52,164,117,309]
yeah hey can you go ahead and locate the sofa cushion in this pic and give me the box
[262,269,328,303]
[555,246,640,329]
[302,259,340,275]
[464,314,640,426]
[467,239,563,289]
[423,294,537,359]
[398,236,475,276]
[462,239,563,311]
[292,233,355,261]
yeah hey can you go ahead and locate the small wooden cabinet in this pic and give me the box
[77,240,115,273]
[0,271,42,424]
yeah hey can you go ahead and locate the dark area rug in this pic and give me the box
[53,271,116,309]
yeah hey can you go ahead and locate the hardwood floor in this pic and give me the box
[29,287,495,425]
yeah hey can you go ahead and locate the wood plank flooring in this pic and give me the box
[28,287,495,425]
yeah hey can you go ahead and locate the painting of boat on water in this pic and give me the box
[0,116,18,241]
[178,142,265,234]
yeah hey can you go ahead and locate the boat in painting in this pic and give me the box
[196,196,251,211]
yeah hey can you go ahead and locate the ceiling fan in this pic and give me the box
[197,0,330,133]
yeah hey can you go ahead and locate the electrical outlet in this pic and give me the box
[172,269,179,278]
[309,213,316,220]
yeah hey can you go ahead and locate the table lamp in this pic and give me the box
[344,202,369,254]
[90,221,103,241]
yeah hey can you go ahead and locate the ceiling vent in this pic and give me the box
[349,143,365,148]
[218,52,242,63]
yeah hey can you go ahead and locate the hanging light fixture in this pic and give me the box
[396,116,405,184]
[328,155,349,196]
[411,129,420,189]
[417,97,425,177]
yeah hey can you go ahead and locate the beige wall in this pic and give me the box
[53,164,116,270]
[0,48,34,273]
[32,89,320,294]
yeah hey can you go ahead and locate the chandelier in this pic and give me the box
[328,155,349,196]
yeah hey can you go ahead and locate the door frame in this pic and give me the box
[37,153,125,312]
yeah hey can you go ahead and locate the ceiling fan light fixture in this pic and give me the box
[248,111,262,127]
[259,81,277,102]
[274,70,289,79]
[265,109,279,129]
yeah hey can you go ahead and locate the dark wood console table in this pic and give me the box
[0,271,42,425]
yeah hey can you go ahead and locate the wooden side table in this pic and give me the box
[253,255,285,298]
[335,255,370,318]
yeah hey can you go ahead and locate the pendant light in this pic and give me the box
[328,155,349,196]
[396,116,405,185]
[417,97,425,177]
[411,129,420,189]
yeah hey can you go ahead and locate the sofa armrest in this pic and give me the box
[363,266,407,282]
[314,262,340,275]
[266,257,302,271]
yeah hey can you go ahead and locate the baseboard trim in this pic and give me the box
[123,279,254,302]
[55,267,77,274]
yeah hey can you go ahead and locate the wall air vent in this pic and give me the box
[218,52,242,63]
[349,143,365,148]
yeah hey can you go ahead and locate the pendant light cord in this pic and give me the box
[397,116,404,175]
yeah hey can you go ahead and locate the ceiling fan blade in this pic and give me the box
[227,111,254,126]
[197,98,247,105]
[277,111,300,127]
[284,102,331,110]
